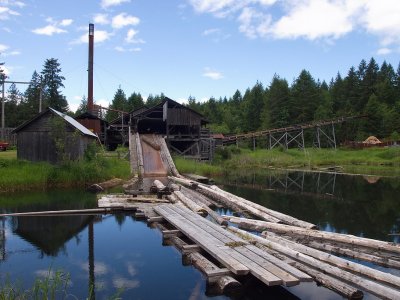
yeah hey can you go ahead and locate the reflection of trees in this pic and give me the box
[0,189,97,256]
[221,172,400,241]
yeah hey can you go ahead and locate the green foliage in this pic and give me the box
[174,157,223,176]
[41,58,68,112]
[0,149,130,192]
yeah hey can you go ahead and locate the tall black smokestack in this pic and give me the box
[88,23,94,112]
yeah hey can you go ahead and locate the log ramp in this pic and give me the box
[98,132,400,299]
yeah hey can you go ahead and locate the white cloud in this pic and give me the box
[377,47,392,55]
[125,29,145,44]
[3,50,20,56]
[112,277,139,290]
[32,25,67,36]
[270,0,357,40]
[361,0,400,48]
[189,0,400,52]
[94,13,109,25]
[0,6,20,20]
[112,13,140,29]
[60,19,73,27]
[202,28,220,36]
[203,67,224,80]
[101,0,130,9]
[0,43,8,52]
[115,46,141,52]
[32,18,73,36]
[73,30,111,44]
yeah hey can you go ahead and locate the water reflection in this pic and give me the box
[0,178,399,299]
[218,170,400,242]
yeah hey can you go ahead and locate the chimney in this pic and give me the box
[88,23,94,112]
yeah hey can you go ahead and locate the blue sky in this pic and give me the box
[1,0,400,112]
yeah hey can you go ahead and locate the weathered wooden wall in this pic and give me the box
[16,112,96,163]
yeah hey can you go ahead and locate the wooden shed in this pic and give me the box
[107,97,214,159]
[12,108,98,164]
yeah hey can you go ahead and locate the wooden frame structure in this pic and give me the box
[225,116,364,150]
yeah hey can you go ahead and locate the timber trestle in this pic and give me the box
[224,115,364,149]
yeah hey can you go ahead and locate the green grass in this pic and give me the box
[0,150,17,160]
[222,146,400,176]
[174,147,400,177]
[174,156,223,177]
[0,151,130,193]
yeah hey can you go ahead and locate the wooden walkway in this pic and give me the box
[154,203,312,286]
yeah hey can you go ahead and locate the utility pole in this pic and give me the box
[1,76,4,140]
[39,76,43,113]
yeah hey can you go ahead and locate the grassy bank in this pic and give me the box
[174,146,400,177]
[0,150,130,192]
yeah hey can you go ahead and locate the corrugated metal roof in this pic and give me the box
[50,108,97,138]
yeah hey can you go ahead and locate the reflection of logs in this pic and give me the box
[168,235,241,294]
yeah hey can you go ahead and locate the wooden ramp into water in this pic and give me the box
[154,203,312,286]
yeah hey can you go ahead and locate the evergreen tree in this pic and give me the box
[41,58,69,112]
[106,87,127,121]
[376,61,396,106]
[21,71,42,121]
[267,75,290,128]
[127,92,144,111]
[243,82,266,131]
[289,70,320,123]
[145,93,164,107]
[5,83,22,127]
[75,96,88,116]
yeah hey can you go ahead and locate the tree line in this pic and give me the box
[187,57,400,141]
[2,56,400,141]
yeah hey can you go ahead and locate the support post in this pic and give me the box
[1,78,4,140]
[332,123,337,149]
[252,137,256,151]
[316,127,321,148]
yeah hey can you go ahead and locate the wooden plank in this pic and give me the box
[182,244,201,254]
[245,244,312,282]
[235,246,300,286]
[169,204,242,245]
[218,245,282,286]
[171,204,246,243]
[169,204,297,286]
[155,205,249,275]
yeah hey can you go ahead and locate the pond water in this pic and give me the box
[1,171,400,299]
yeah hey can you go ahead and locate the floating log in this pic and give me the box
[286,236,400,269]
[225,215,400,256]
[173,191,208,216]
[262,231,400,289]
[170,183,181,191]
[292,262,363,299]
[184,173,210,184]
[166,194,178,204]
[0,208,124,217]
[180,186,213,207]
[228,226,400,300]
[87,178,124,192]
[209,185,317,229]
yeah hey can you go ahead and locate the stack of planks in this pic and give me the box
[154,204,312,288]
